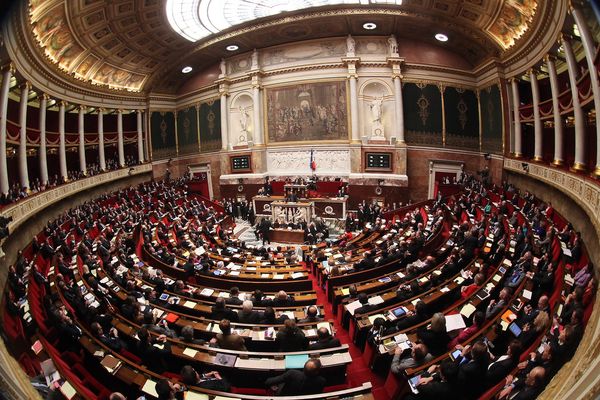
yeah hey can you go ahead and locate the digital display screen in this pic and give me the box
[365,152,392,170]
[231,155,251,171]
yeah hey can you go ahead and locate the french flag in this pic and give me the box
[310,149,317,171]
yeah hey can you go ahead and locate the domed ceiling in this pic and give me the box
[25,0,541,93]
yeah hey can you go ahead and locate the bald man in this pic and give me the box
[265,359,326,395]
[499,366,546,400]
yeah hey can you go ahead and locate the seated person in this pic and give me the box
[259,306,288,324]
[309,327,341,350]
[272,290,295,307]
[155,378,183,400]
[453,341,491,399]
[391,342,434,375]
[299,305,322,323]
[461,273,485,299]
[211,297,239,322]
[487,340,522,386]
[237,300,260,324]
[498,366,546,400]
[180,365,231,392]
[448,311,485,349]
[265,358,326,396]
[409,359,459,399]
[276,319,308,352]
[136,327,171,373]
[178,325,206,345]
[90,322,127,352]
[211,319,247,351]
[226,287,243,305]
[416,312,451,357]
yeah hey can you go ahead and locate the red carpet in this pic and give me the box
[305,267,390,400]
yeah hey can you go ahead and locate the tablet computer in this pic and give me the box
[508,322,522,337]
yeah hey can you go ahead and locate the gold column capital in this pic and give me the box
[78,105,86,112]
[97,107,105,114]
[19,81,31,91]
[58,100,67,108]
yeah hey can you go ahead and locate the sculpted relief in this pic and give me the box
[267,149,350,175]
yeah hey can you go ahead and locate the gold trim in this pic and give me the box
[532,156,544,162]
[551,159,564,166]
[592,166,600,177]
[174,111,179,156]
[196,103,201,153]
[440,84,446,147]
[514,152,523,158]
[571,162,586,172]
[499,80,506,155]
[262,78,351,146]
[477,89,482,152]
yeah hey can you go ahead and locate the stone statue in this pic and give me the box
[238,106,250,144]
[219,59,227,76]
[369,95,385,139]
[388,35,398,56]
[251,49,259,69]
[370,95,383,123]
[346,34,355,57]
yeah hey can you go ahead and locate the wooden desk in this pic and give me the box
[269,228,305,244]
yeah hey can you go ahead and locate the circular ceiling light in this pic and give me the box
[435,33,448,42]
[181,66,193,73]
[226,44,239,51]
[363,22,377,30]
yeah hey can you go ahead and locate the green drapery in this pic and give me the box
[176,106,199,155]
[199,99,222,153]
[444,87,479,150]
[403,83,443,147]
[150,111,176,160]
[480,84,503,154]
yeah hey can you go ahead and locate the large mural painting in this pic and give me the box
[265,81,348,143]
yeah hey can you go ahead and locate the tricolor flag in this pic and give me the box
[310,149,317,171]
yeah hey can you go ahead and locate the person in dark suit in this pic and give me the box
[272,290,294,307]
[91,322,126,352]
[416,313,451,357]
[237,300,260,324]
[275,319,308,352]
[354,251,375,271]
[136,327,171,373]
[454,341,491,399]
[487,340,522,386]
[497,366,546,400]
[179,325,206,345]
[409,359,459,400]
[211,297,239,322]
[299,305,322,323]
[309,327,341,350]
[354,293,378,316]
[265,358,326,396]
[395,300,430,331]
[226,287,243,306]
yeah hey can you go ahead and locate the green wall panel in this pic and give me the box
[480,84,503,154]
[403,82,443,147]
[176,106,199,155]
[199,99,222,153]
[150,111,176,160]
[444,87,479,150]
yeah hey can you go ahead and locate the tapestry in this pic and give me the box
[199,99,221,153]
[265,81,348,143]
[480,84,504,154]
[177,106,199,155]
[444,87,479,150]
[150,111,176,160]
[403,82,443,147]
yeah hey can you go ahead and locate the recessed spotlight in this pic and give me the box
[226,45,239,51]
[181,66,193,74]
[363,22,377,30]
[435,33,448,42]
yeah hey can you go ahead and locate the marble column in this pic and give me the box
[98,108,106,170]
[18,82,30,189]
[38,94,48,185]
[117,109,125,166]
[78,106,86,174]
[505,81,515,154]
[349,74,360,142]
[252,84,263,145]
[511,78,523,157]
[546,56,564,165]
[393,76,405,143]
[58,101,67,180]
[137,110,144,163]
[572,6,600,175]
[220,92,229,150]
[562,35,586,171]
[0,66,12,195]
[529,70,543,161]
